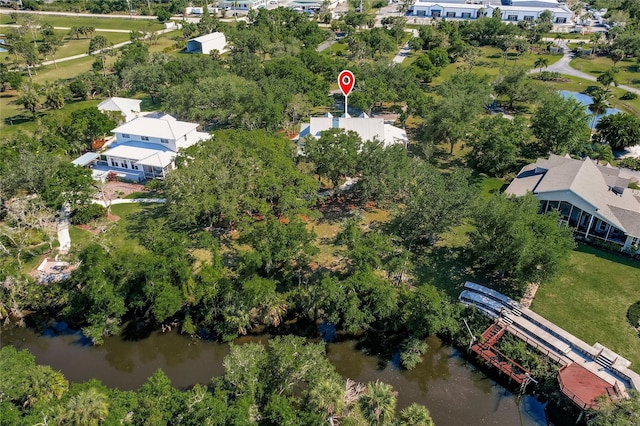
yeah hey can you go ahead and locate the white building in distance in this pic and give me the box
[410,0,573,24]
[218,0,266,10]
[97,97,141,123]
[186,32,227,55]
[297,112,408,149]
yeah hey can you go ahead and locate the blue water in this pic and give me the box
[558,90,621,125]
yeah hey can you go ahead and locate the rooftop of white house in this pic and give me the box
[112,114,201,143]
[298,112,408,148]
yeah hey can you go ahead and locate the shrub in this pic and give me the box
[537,71,560,81]
[399,338,429,370]
[628,301,640,330]
[71,204,107,225]
[619,157,640,171]
[621,92,638,101]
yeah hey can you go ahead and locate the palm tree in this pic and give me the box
[399,403,435,426]
[591,143,614,165]
[590,32,603,56]
[64,388,109,426]
[588,87,612,132]
[359,381,398,426]
[610,48,625,67]
[535,57,549,74]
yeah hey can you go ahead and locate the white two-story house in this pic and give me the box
[100,113,210,181]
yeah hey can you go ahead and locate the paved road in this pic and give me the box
[316,39,336,53]
[0,24,132,32]
[392,28,418,64]
[531,38,640,95]
[0,8,158,19]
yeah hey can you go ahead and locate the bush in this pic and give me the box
[537,71,560,81]
[399,338,429,370]
[618,157,640,171]
[71,204,107,225]
[621,92,638,101]
[628,301,640,330]
[372,0,387,8]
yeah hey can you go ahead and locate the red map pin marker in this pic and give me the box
[338,70,355,97]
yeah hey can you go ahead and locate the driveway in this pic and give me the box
[531,38,640,96]
[392,28,418,64]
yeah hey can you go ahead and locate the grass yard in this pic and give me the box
[101,203,164,251]
[0,14,162,32]
[432,46,562,85]
[570,56,640,91]
[532,244,640,372]
[49,31,131,59]
[1,95,101,138]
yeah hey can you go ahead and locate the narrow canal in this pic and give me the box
[1,325,547,426]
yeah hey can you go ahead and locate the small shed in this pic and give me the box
[186,32,227,55]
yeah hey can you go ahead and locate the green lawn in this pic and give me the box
[1,94,100,138]
[432,46,562,85]
[103,203,165,250]
[532,245,640,372]
[570,56,640,91]
[49,32,131,59]
[0,14,162,31]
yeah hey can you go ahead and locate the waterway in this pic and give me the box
[0,325,547,426]
[558,90,621,125]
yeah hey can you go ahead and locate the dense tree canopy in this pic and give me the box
[531,92,591,156]
[165,130,317,229]
[469,194,575,287]
[594,112,640,150]
[467,115,531,177]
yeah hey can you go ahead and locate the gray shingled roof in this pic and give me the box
[505,154,640,237]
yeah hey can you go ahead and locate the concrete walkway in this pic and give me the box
[91,198,166,207]
[531,38,640,96]
[57,204,71,254]
[392,29,418,64]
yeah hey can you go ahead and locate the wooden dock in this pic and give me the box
[470,322,531,385]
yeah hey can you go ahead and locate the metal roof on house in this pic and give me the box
[298,115,408,149]
[189,32,226,44]
[103,141,175,168]
[112,114,199,142]
[71,152,99,167]
[97,97,141,114]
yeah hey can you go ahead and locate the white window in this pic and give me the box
[133,165,139,170]
[461,12,471,18]
[523,15,533,21]
[507,15,518,21]
[160,138,169,144]
[141,136,150,141]
[446,11,455,17]
[555,17,567,23]
[122,133,130,139]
